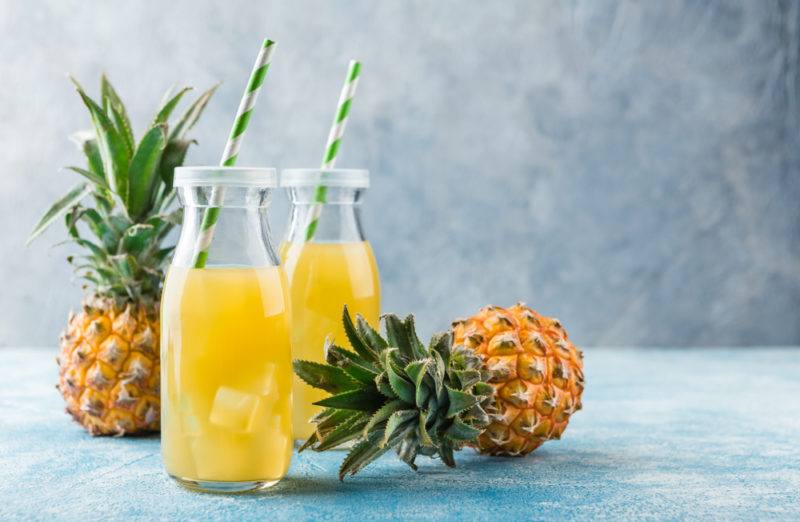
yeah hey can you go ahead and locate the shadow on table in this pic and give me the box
[253,467,453,497]
[248,447,634,498]
[261,476,345,497]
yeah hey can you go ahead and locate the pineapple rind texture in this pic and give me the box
[57,297,160,436]
[452,303,584,456]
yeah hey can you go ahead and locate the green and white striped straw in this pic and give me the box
[192,38,277,268]
[304,60,362,241]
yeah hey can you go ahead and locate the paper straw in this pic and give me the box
[304,60,361,241]
[192,38,277,268]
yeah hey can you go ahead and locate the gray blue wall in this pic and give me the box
[3,0,798,347]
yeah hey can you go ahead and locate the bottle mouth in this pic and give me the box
[174,167,278,187]
[281,169,369,188]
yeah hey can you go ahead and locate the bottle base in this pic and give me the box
[170,474,280,494]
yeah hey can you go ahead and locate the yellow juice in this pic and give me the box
[160,266,293,483]
[281,241,380,439]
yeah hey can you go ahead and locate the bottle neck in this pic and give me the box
[172,185,278,268]
[284,186,367,243]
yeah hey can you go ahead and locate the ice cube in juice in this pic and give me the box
[209,386,261,433]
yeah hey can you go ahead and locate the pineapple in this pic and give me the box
[28,75,216,435]
[452,303,584,455]
[293,304,584,479]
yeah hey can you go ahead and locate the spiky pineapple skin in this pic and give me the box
[452,303,584,456]
[57,296,160,435]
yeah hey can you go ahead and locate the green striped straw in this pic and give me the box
[304,60,362,241]
[192,38,277,268]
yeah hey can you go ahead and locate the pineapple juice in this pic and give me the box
[281,241,380,439]
[161,266,293,483]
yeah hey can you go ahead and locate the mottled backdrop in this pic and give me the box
[2,1,798,347]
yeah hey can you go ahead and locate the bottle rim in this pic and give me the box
[174,166,277,187]
[281,169,369,188]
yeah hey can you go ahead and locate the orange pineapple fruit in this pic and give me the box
[57,297,160,435]
[452,303,584,456]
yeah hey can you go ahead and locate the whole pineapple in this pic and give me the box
[452,303,584,455]
[28,75,216,435]
[293,304,584,479]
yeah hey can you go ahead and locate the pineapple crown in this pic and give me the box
[28,75,217,304]
[293,306,494,480]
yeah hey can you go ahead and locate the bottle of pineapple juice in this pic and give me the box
[161,167,292,493]
[280,169,381,440]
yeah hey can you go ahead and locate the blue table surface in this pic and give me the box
[1,347,798,521]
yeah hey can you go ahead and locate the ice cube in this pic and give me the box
[209,386,260,433]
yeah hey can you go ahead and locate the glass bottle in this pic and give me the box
[280,169,381,440]
[161,167,292,493]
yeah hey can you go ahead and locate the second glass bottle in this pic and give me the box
[280,169,381,440]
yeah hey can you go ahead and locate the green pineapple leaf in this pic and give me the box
[314,413,370,451]
[69,131,105,179]
[27,183,91,244]
[109,104,135,156]
[65,166,108,190]
[158,138,196,194]
[444,387,479,419]
[120,224,156,256]
[170,83,219,140]
[79,208,117,251]
[384,314,414,360]
[338,430,389,480]
[417,413,434,447]
[404,315,428,358]
[362,399,406,437]
[100,75,134,153]
[145,212,179,244]
[153,246,175,266]
[293,360,361,395]
[109,253,137,280]
[439,441,456,468]
[374,371,398,399]
[100,74,127,118]
[380,410,417,447]
[385,359,415,404]
[342,306,381,364]
[64,205,84,239]
[71,78,131,201]
[154,87,192,125]
[314,389,385,412]
[444,417,482,441]
[73,237,108,263]
[356,314,388,352]
[323,341,378,385]
[302,409,357,451]
[126,124,167,221]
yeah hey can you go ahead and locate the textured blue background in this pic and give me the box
[2,0,799,346]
